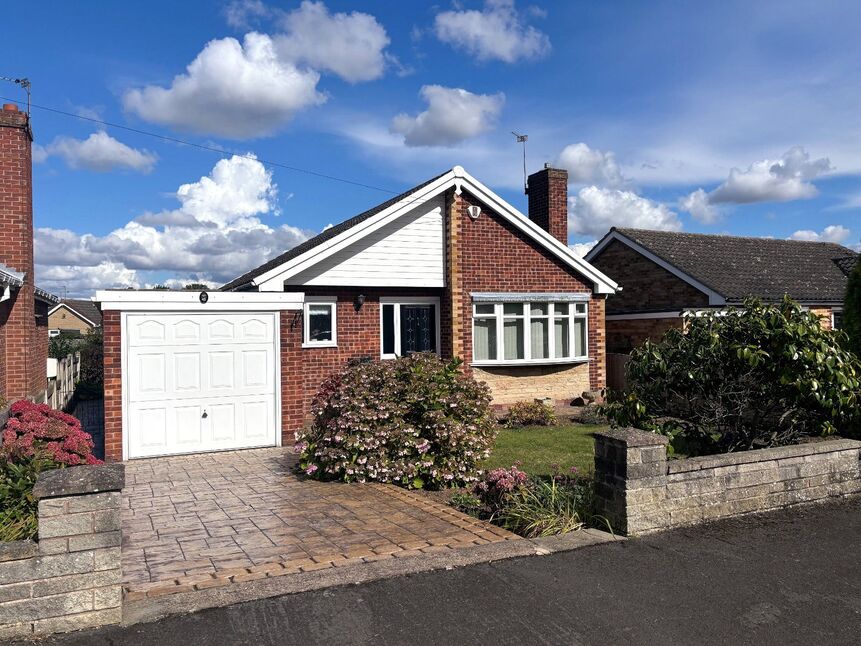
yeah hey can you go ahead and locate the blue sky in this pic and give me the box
[3,0,860,296]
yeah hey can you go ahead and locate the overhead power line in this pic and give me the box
[0,94,399,196]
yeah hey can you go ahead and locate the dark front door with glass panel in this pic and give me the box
[382,303,437,356]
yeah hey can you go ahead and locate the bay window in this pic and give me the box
[472,299,588,364]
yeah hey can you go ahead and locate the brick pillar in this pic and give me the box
[101,311,123,462]
[588,295,606,390]
[444,187,465,362]
[0,103,39,401]
[526,165,568,245]
[593,428,668,535]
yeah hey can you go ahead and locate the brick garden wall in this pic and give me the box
[594,428,861,535]
[0,464,124,638]
[102,311,122,462]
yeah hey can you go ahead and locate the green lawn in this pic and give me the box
[482,423,607,477]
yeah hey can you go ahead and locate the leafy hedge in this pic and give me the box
[603,297,861,455]
[297,354,497,489]
[0,457,50,542]
[505,401,557,427]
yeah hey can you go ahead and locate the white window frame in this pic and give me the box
[379,297,441,359]
[303,296,337,348]
[472,301,589,366]
[832,307,843,330]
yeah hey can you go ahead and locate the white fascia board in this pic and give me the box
[255,166,618,294]
[586,230,726,305]
[47,303,97,327]
[254,170,458,291]
[96,290,305,311]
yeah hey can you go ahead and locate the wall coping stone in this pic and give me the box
[32,464,125,500]
[595,427,668,447]
[0,540,38,563]
[667,438,861,474]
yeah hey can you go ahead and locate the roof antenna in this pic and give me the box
[512,131,528,193]
[0,76,31,114]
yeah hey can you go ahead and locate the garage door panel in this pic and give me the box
[126,312,279,458]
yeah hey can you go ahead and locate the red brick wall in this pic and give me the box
[0,103,44,401]
[526,166,569,245]
[606,317,683,354]
[102,311,122,462]
[590,239,710,314]
[451,188,606,393]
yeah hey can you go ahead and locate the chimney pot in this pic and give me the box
[3,103,19,112]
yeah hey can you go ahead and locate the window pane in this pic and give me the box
[382,304,395,355]
[530,303,548,317]
[554,303,569,317]
[575,303,587,315]
[531,317,549,359]
[574,318,586,356]
[554,317,570,358]
[473,318,497,361]
[308,305,332,342]
[475,303,495,315]
[833,311,843,330]
[400,305,436,354]
[503,319,525,360]
[503,303,523,316]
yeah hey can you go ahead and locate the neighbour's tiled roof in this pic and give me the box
[58,299,102,326]
[613,228,858,304]
[835,254,858,277]
[220,171,449,291]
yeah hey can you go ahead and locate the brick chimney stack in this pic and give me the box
[0,102,39,400]
[526,164,569,246]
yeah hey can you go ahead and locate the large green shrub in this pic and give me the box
[603,297,861,455]
[297,354,497,489]
[0,457,53,542]
[505,401,557,427]
[844,259,861,357]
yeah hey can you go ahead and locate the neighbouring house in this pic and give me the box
[0,103,58,403]
[96,164,619,461]
[48,298,102,336]
[586,227,859,353]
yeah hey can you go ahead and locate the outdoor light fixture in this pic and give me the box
[355,293,366,310]
[467,205,482,220]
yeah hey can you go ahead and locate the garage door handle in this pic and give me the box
[202,410,208,419]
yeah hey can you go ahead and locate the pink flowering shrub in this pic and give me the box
[297,354,497,489]
[1,400,101,466]
[473,465,528,512]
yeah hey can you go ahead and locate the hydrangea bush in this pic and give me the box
[1,400,101,466]
[297,354,497,489]
[473,465,528,511]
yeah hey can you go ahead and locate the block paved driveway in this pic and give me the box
[121,448,516,600]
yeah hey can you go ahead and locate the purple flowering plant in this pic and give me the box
[297,353,497,489]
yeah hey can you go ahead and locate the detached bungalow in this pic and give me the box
[97,165,618,461]
[48,299,103,337]
[586,227,858,353]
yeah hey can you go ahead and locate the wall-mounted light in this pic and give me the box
[467,205,482,220]
[354,293,366,311]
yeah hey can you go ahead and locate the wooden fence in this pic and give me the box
[47,352,81,411]
[606,352,631,393]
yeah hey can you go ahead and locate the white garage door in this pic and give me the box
[125,312,279,458]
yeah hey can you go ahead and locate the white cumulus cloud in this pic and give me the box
[274,1,391,83]
[434,0,551,63]
[681,146,833,221]
[35,155,312,297]
[556,143,625,188]
[35,131,157,173]
[123,32,325,139]
[569,240,597,258]
[390,85,505,147]
[568,186,682,238]
[789,225,852,244]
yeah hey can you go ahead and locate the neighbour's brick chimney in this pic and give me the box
[0,102,39,400]
[526,164,568,245]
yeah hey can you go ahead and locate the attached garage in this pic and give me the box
[97,291,303,460]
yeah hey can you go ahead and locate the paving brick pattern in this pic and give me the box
[122,448,517,600]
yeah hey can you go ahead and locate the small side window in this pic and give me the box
[303,300,337,347]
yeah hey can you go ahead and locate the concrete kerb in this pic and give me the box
[123,528,622,626]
